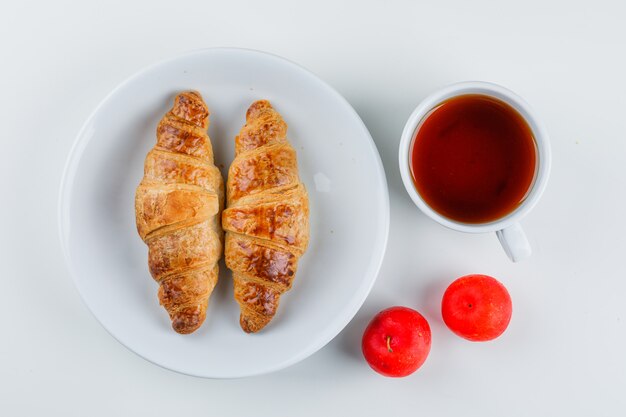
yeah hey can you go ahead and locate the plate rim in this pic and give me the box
[58,47,390,378]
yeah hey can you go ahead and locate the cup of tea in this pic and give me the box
[398,81,551,262]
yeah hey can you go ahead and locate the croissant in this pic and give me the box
[223,100,310,333]
[135,91,224,334]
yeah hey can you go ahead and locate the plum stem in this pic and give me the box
[386,335,393,353]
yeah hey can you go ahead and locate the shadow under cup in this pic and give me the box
[408,93,539,226]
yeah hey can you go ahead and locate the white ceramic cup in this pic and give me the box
[398,81,551,262]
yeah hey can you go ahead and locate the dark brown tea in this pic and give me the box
[410,94,537,223]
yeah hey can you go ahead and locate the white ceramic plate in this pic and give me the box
[59,48,389,378]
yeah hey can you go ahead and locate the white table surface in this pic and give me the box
[2,0,625,415]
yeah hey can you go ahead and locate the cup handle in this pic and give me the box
[496,223,531,262]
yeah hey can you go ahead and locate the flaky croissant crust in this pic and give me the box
[135,91,224,334]
[223,100,310,333]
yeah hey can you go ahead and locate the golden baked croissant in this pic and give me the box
[135,91,224,334]
[223,100,310,333]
